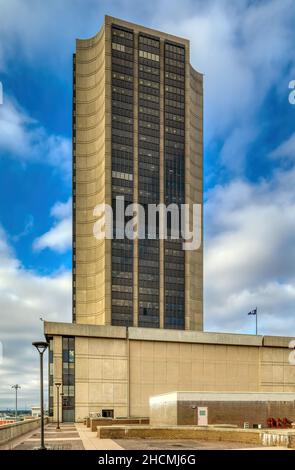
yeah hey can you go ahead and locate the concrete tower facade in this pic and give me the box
[73,16,203,331]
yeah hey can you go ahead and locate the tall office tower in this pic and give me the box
[72,16,203,331]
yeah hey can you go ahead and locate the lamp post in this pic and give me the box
[11,384,21,420]
[32,341,48,450]
[60,392,64,424]
[55,382,62,430]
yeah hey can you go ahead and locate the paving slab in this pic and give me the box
[114,439,290,450]
[12,424,84,450]
[75,423,123,450]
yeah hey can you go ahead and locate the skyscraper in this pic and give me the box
[72,15,203,331]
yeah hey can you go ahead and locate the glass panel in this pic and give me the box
[68,350,75,362]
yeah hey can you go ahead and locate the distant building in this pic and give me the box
[31,406,41,418]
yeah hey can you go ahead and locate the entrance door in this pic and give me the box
[62,396,75,422]
[197,407,208,426]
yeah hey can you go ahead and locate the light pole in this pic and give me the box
[32,341,48,450]
[55,382,62,430]
[11,384,21,420]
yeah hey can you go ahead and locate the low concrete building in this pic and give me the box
[44,321,295,423]
[149,391,295,427]
[31,406,41,418]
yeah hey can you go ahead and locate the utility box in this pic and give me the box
[197,407,208,426]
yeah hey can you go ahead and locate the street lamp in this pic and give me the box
[55,382,62,430]
[11,384,21,420]
[32,341,48,450]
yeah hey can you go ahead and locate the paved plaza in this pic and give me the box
[1,422,290,451]
[13,423,84,450]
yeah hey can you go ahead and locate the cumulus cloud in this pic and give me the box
[33,198,72,253]
[270,132,295,162]
[0,0,104,72]
[204,165,295,335]
[0,226,71,408]
[0,97,71,176]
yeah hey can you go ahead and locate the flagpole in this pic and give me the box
[256,307,258,335]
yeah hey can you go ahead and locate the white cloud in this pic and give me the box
[50,198,72,220]
[270,132,295,162]
[0,97,71,176]
[0,226,71,408]
[33,198,72,253]
[33,218,72,254]
[204,165,295,335]
[0,0,104,72]
[12,215,34,242]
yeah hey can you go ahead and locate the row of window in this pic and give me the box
[165,57,185,69]
[165,85,184,95]
[112,127,133,139]
[166,112,185,123]
[112,270,132,279]
[139,78,159,89]
[113,90,185,106]
[112,63,133,76]
[139,301,159,309]
[166,126,185,136]
[112,299,133,307]
[112,100,133,112]
[139,106,160,117]
[165,50,185,63]
[113,72,133,83]
[112,42,133,54]
[112,163,133,175]
[139,287,159,295]
[112,123,134,134]
[113,92,133,104]
[139,35,160,49]
[139,50,160,62]
[139,63,160,76]
[112,86,133,96]
[112,56,134,68]
[165,98,185,109]
[139,84,159,97]
[112,114,133,125]
[139,120,159,131]
[112,28,133,41]
[165,71,185,83]
[165,43,185,55]
[139,91,160,103]
[112,171,133,181]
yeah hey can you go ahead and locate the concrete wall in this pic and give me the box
[89,417,149,432]
[45,322,295,422]
[176,400,295,427]
[150,392,295,427]
[0,418,43,446]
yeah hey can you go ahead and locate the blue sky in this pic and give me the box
[0,0,295,407]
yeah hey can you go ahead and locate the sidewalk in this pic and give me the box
[12,423,84,450]
[75,423,123,450]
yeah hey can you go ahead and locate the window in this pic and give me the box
[62,337,75,422]
[102,409,114,418]
[48,339,54,417]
